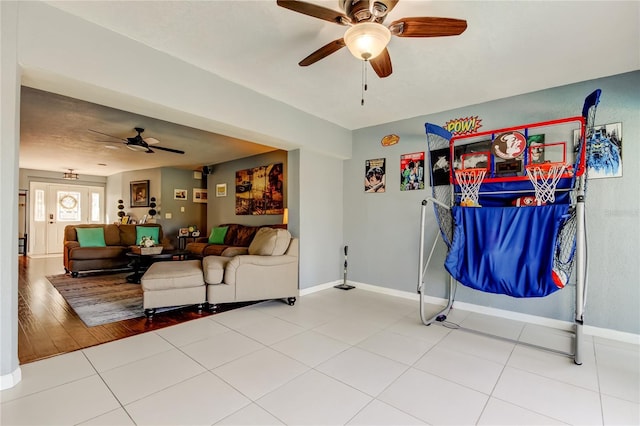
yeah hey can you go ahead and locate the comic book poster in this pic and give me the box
[400,152,425,191]
[364,158,385,193]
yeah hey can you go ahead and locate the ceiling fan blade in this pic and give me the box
[389,17,467,37]
[382,0,399,15]
[370,48,392,78]
[88,129,126,142]
[277,0,348,25]
[153,145,185,155]
[299,38,346,66]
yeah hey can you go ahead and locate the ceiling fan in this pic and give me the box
[89,127,185,154]
[277,0,467,78]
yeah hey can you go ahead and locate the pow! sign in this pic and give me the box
[444,116,483,136]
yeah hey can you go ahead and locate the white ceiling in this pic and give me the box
[20,1,640,176]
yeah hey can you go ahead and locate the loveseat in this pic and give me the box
[185,223,287,258]
[63,223,165,277]
[202,227,299,308]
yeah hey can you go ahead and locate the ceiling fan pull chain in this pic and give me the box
[361,60,368,106]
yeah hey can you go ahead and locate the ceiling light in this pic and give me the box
[63,169,79,180]
[344,22,391,61]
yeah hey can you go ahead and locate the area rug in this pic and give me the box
[46,272,150,327]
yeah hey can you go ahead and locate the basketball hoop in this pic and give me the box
[525,162,568,203]
[455,168,486,207]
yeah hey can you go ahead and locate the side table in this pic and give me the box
[177,235,197,250]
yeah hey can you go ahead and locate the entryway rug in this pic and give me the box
[46,272,151,327]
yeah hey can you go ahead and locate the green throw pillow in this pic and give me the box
[209,226,229,244]
[136,226,160,245]
[75,227,106,247]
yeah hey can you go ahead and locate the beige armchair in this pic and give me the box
[202,228,299,309]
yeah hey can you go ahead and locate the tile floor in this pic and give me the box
[2,287,639,425]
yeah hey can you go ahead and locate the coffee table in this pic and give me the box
[126,250,190,284]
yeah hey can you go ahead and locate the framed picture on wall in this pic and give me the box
[216,183,227,197]
[174,189,187,200]
[193,188,208,203]
[130,180,150,207]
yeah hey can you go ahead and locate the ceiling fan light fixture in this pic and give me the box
[344,22,391,61]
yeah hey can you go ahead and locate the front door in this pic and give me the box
[29,182,104,255]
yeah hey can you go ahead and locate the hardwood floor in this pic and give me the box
[17,255,245,365]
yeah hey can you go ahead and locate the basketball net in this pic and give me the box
[525,162,567,203]
[455,168,486,207]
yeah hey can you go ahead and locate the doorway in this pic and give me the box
[29,182,104,256]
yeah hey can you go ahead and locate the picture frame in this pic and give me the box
[121,215,130,224]
[178,228,189,236]
[193,188,208,203]
[174,189,187,200]
[130,180,150,208]
[216,183,227,197]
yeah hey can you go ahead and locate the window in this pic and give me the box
[34,189,45,222]
[57,191,81,222]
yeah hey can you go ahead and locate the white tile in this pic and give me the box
[0,375,119,425]
[347,399,427,425]
[257,370,372,425]
[212,347,308,400]
[601,394,640,425]
[78,408,136,425]
[216,403,285,425]
[271,330,349,367]
[125,371,250,425]
[0,351,96,402]
[596,342,640,403]
[459,311,525,340]
[272,304,335,329]
[520,323,590,356]
[235,316,305,345]
[100,348,206,404]
[155,317,230,347]
[212,307,274,330]
[313,317,382,345]
[438,329,515,364]
[413,346,503,394]
[180,330,264,370]
[493,367,602,425]
[83,331,174,372]
[508,344,599,391]
[384,314,451,344]
[356,330,435,365]
[378,368,488,425]
[477,397,566,425]
[316,347,408,396]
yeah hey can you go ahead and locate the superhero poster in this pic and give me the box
[574,122,623,179]
[364,158,386,193]
[400,152,425,191]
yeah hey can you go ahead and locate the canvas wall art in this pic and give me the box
[235,163,284,215]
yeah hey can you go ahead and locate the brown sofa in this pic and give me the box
[63,224,165,277]
[185,223,287,258]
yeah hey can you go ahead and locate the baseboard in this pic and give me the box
[301,280,640,345]
[1,367,22,390]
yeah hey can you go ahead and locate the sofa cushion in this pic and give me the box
[75,227,106,247]
[208,226,229,244]
[248,228,291,256]
[136,226,160,245]
[233,225,259,247]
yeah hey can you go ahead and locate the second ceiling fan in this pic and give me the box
[89,127,185,154]
[277,0,467,78]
